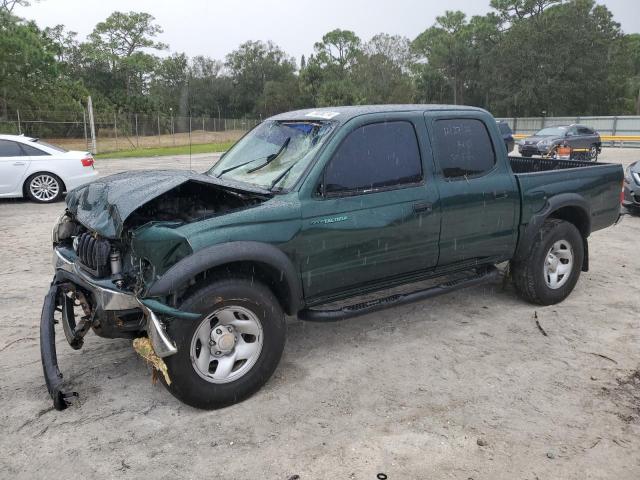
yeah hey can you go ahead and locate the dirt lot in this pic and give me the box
[1,149,639,479]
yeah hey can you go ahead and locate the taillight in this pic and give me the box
[81,156,94,167]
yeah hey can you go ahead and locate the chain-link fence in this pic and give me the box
[4,110,640,152]
[496,115,640,146]
[0,109,261,154]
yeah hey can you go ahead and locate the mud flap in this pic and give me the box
[40,282,78,410]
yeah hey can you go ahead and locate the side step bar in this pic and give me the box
[298,266,499,322]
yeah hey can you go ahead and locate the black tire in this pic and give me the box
[161,277,286,409]
[625,205,640,216]
[25,172,64,203]
[511,219,584,305]
[589,144,599,161]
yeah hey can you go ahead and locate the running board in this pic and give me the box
[298,266,499,322]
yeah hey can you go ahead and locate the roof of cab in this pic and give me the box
[268,104,487,124]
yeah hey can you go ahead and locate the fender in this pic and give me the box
[145,241,303,314]
[513,193,591,270]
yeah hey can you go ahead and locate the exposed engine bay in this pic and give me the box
[124,180,265,229]
[54,180,268,285]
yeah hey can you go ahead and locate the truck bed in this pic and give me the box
[509,156,602,173]
[510,156,623,234]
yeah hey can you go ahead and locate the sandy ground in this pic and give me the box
[0,148,639,480]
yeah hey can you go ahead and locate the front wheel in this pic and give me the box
[161,277,286,409]
[511,219,584,305]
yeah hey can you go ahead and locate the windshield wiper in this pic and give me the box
[269,163,297,191]
[246,137,290,174]
[217,154,270,177]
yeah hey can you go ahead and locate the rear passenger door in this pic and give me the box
[577,126,597,148]
[298,114,440,301]
[566,126,582,148]
[424,113,519,267]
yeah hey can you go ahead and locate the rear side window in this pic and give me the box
[577,127,593,135]
[20,143,49,156]
[433,119,496,178]
[0,140,24,157]
[324,121,422,194]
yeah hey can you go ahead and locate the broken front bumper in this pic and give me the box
[41,247,193,410]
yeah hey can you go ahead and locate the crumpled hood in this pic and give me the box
[65,170,270,239]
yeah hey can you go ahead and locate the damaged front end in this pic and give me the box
[41,171,270,410]
[41,243,191,410]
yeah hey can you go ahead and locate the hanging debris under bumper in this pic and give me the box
[40,282,78,411]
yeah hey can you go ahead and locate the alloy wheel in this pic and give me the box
[30,174,60,202]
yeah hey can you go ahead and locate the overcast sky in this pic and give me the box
[16,0,640,63]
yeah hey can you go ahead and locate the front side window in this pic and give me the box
[433,119,496,179]
[0,140,24,157]
[324,121,422,195]
[209,120,335,191]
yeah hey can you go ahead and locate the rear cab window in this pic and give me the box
[324,121,423,195]
[432,118,496,179]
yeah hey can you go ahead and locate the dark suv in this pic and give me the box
[518,124,601,160]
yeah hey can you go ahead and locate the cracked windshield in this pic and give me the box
[210,120,334,191]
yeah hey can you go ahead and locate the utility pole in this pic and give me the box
[170,107,175,146]
[135,113,139,148]
[113,112,118,151]
[82,109,88,149]
[87,96,97,154]
[16,109,21,135]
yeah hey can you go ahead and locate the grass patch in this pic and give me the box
[95,141,235,159]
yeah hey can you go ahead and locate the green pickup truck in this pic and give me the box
[43,105,623,410]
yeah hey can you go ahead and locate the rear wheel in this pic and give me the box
[161,277,286,409]
[511,219,584,305]
[589,144,599,161]
[26,173,64,203]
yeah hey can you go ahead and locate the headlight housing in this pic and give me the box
[51,212,66,244]
[51,212,78,244]
[634,172,640,186]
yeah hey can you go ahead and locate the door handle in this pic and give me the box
[493,191,508,200]
[13,161,26,166]
[413,202,433,214]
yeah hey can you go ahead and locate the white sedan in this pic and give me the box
[0,134,98,203]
